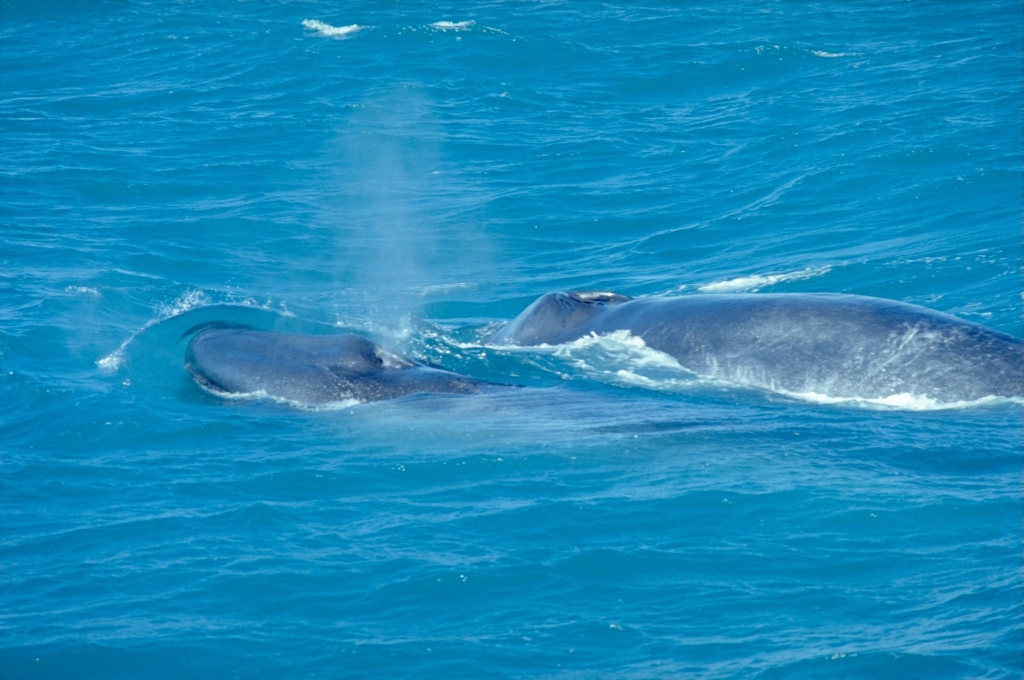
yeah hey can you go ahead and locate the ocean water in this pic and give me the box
[1,1,1022,678]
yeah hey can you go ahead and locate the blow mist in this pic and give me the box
[319,86,492,349]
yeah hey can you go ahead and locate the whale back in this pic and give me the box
[492,291,1022,404]
[601,294,1023,403]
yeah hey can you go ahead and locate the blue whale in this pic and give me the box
[185,325,486,404]
[490,292,1022,403]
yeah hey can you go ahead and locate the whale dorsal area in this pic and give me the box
[490,292,1022,403]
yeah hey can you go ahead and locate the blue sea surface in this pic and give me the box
[1,1,1022,678]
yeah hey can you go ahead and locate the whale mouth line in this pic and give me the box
[194,381,364,410]
[185,363,234,396]
[188,367,365,409]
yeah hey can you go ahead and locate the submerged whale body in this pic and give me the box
[185,325,485,404]
[490,292,1022,403]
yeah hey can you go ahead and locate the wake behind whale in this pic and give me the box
[489,292,1022,406]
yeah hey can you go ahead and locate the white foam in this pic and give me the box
[96,353,123,371]
[812,50,849,58]
[698,266,831,293]
[551,331,682,370]
[157,289,210,318]
[490,331,701,391]
[302,20,363,38]
[430,20,475,31]
[66,286,101,296]
[778,390,1022,411]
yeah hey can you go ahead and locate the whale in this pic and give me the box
[489,291,1022,403]
[185,324,487,404]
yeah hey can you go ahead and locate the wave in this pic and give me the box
[302,20,363,39]
[698,266,831,293]
[756,44,855,59]
[430,20,475,31]
[97,290,212,371]
[97,290,293,372]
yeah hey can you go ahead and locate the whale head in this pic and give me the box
[184,326,485,404]
[490,291,631,346]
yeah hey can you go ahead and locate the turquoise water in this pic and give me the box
[2,1,1022,678]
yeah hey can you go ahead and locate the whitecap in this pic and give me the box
[812,50,849,58]
[302,19,363,39]
[698,266,831,293]
[430,20,475,31]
